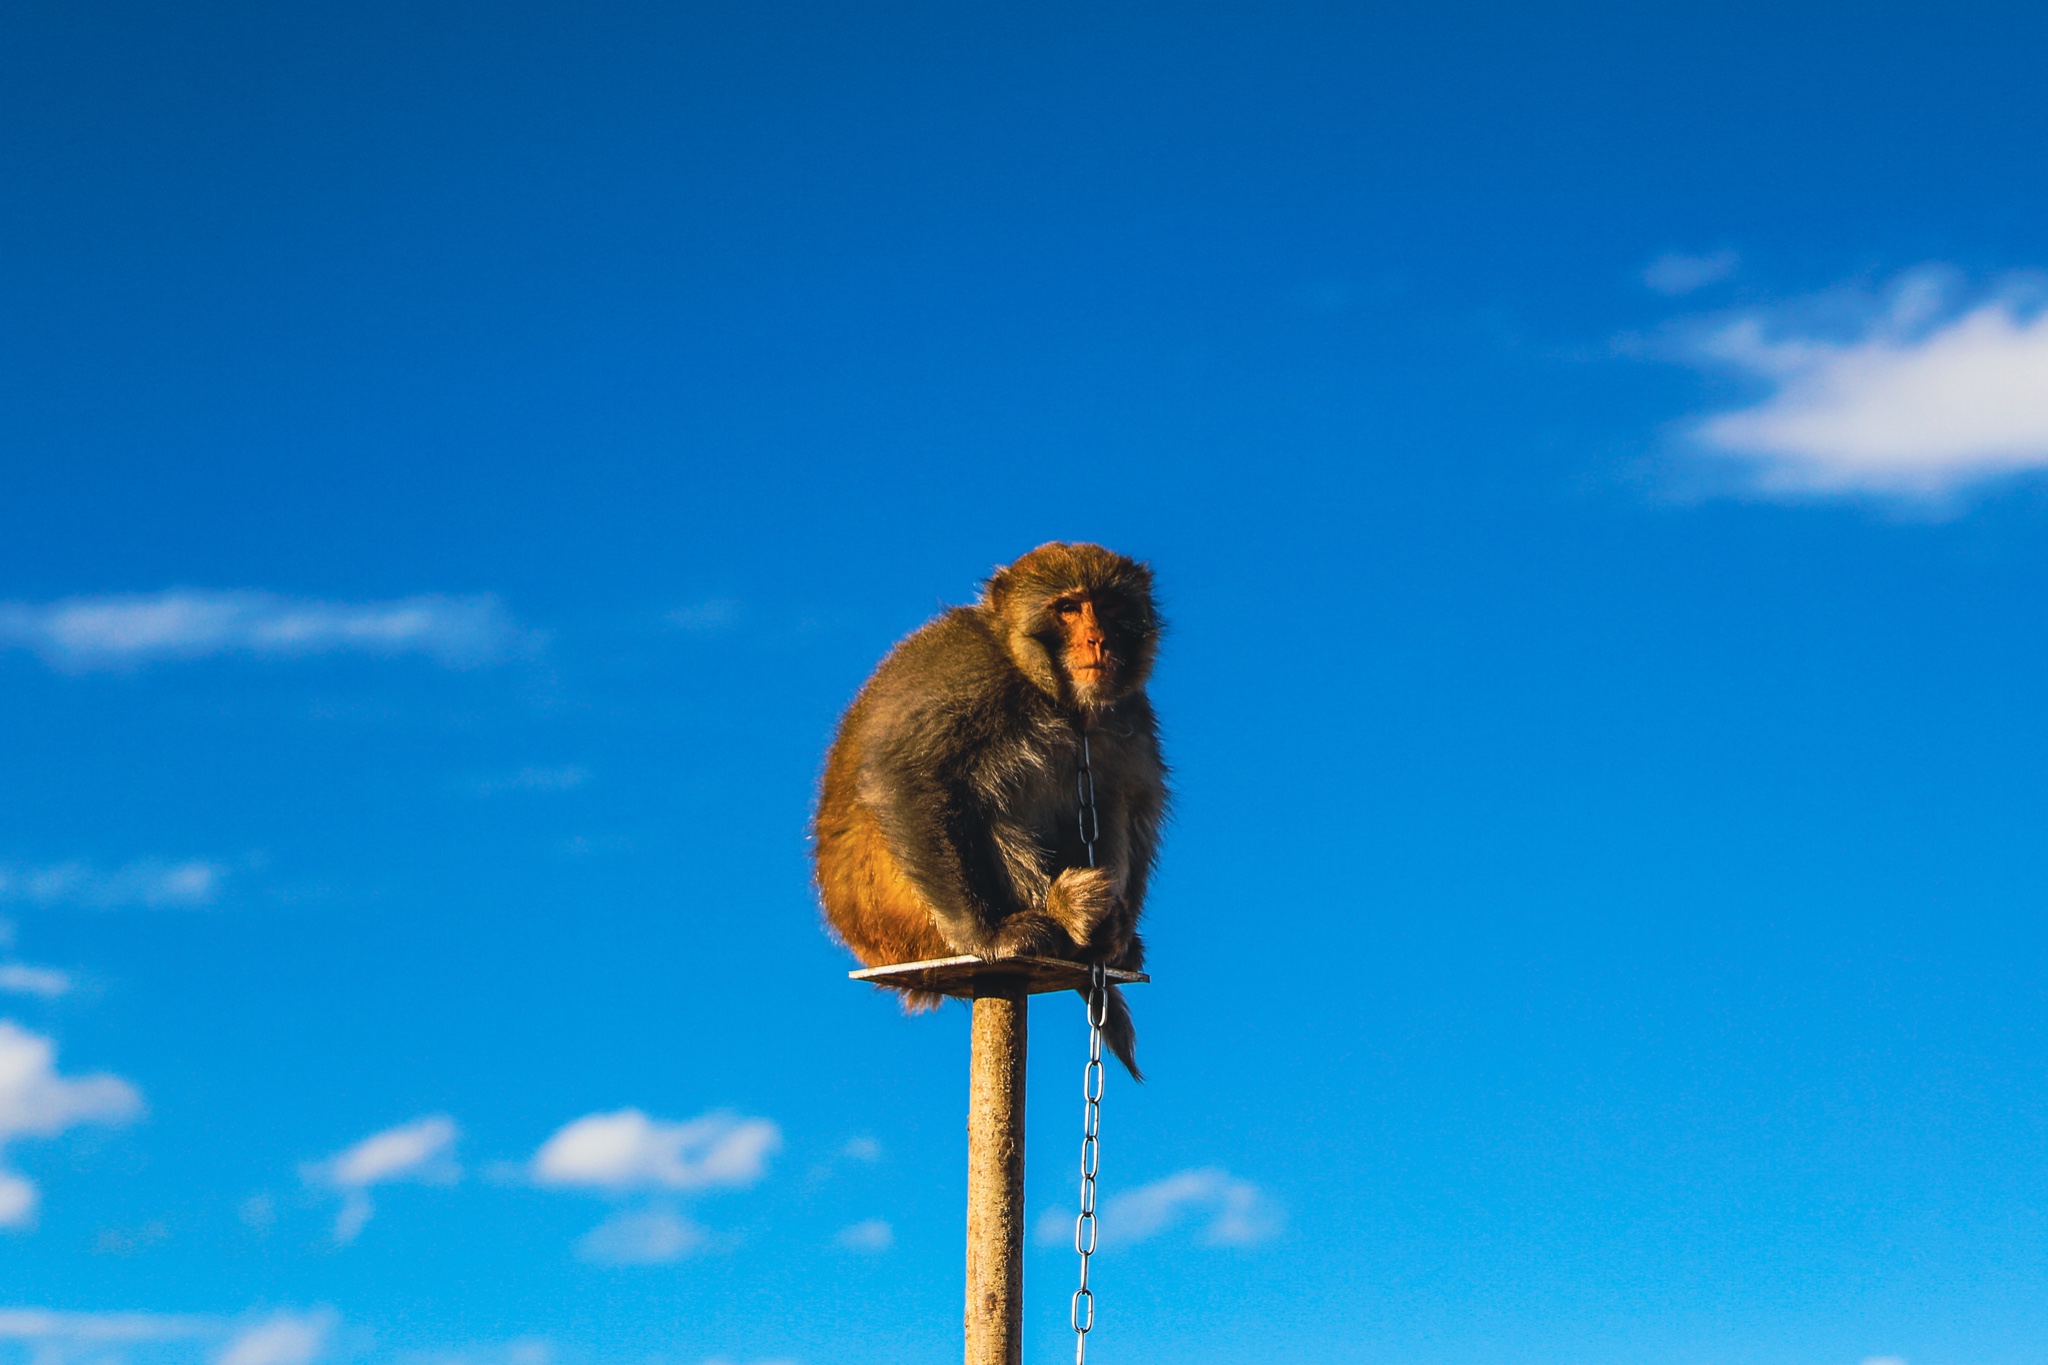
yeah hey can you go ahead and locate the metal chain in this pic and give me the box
[1075,731,1099,870]
[1071,960,1107,1362]
[1071,731,1106,1363]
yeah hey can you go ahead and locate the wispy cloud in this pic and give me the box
[301,1115,460,1244]
[1643,249,1739,296]
[0,860,222,909]
[0,1309,219,1363]
[387,1338,554,1365]
[1659,266,2048,500]
[0,1308,334,1365]
[0,1021,145,1228]
[833,1219,892,1252]
[0,590,532,671]
[469,766,590,797]
[238,1193,277,1233]
[806,1133,882,1183]
[95,1220,170,1257]
[530,1110,780,1193]
[0,1311,215,1343]
[666,600,741,631]
[0,964,72,999]
[574,1208,709,1265]
[1037,1167,1280,1250]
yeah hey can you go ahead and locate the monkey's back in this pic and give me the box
[812,609,997,977]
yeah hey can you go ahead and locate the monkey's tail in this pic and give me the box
[892,986,945,1015]
[1087,982,1143,1083]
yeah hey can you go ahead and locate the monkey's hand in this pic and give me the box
[1046,867,1126,958]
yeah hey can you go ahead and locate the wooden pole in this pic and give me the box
[847,955,1146,1363]
[964,978,1027,1365]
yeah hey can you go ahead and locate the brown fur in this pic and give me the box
[813,693,956,1010]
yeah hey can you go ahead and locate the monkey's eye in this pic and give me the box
[1054,599,1081,617]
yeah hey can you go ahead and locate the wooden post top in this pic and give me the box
[849,954,1150,999]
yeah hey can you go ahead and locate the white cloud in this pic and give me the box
[315,1115,460,1187]
[574,1207,710,1265]
[0,1025,143,1135]
[833,1219,892,1252]
[838,1136,881,1164]
[1667,267,2048,499]
[0,1020,144,1228]
[214,1313,334,1365]
[0,964,71,999]
[302,1115,460,1244]
[0,590,530,671]
[1643,249,1739,295]
[0,860,222,909]
[1038,1167,1280,1250]
[531,1110,780,1193]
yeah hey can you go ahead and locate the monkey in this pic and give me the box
[812,542,1168,1080]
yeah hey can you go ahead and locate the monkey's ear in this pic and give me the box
[1004,627,1060,696]
[980,564,1014,615]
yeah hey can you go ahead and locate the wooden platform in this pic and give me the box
[850,954,1149,999]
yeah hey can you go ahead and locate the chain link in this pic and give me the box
[1071,731,1106,1363]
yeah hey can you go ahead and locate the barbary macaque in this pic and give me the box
[812,542,1168,1078]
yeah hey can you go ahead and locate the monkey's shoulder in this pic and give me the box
[873,606,1002,679]
[853,609,1043,750]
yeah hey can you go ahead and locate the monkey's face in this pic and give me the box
[985,542,1160,710]
[1053,594,1116,704]
[1045,585,1157,709]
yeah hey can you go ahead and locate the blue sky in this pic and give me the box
[5,2,2048,1363]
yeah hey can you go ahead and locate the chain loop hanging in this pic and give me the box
[1070,730,1106,1363]
[1070,960,1107,1361]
